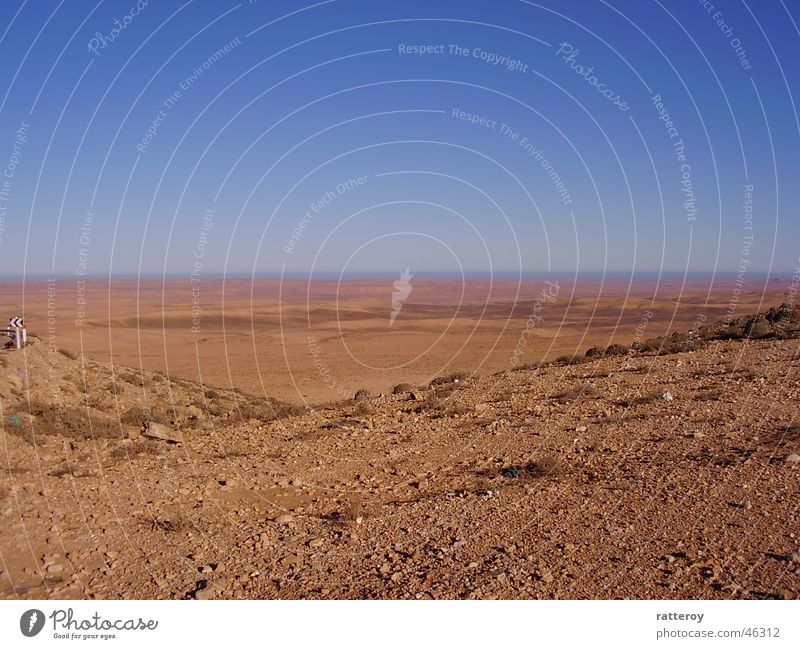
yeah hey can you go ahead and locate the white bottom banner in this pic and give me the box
[0,600,796,648]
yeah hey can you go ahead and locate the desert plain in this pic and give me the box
[0,276,799,599]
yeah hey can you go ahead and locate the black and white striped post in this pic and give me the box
[9,317,25,348]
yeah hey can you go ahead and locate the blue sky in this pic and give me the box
[0,0,798,277]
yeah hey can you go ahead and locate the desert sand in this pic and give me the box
[0,276,789,403]
[1,280,798,599]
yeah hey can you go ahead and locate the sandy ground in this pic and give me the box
[0,276,789,403]
[0,324,798,599]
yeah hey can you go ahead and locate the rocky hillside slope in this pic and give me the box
[1,305,799,599]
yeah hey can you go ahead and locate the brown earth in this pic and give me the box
[1,301,799,600]
[0,276,790,404]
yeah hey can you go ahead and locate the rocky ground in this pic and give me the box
[1,306,799,599]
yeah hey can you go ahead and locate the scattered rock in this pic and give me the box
[786,454,800,464]
[194,579,226,600]
[142,421,181,443]
[662,391,674,401]
[274,514,294,524]
[187,405,203,420]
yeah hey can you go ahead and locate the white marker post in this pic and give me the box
[8,317,24,349]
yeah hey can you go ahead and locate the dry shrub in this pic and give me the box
[639,332,695,355]
[448,402,472,416]
[150,511,194,533]
[605,344,629,356]
[430,371,468,386]
[744,316,772,339]
[691,386,725,401]
[552,382,597,404]
[433,382,459,398]
[585,347,604,359]
[26,400,120,439]
[353,389,370,401]
[501,456,563,482]
[555,354,581,365]
[326,497,364,524]
[118,371,150,388]
[392,383,414,394]
[120,405,170,427]
[414,393,441,413]
[618,389,663,407]
[58,348,78,360]
[353,401,375,416]
[513,361,544,371]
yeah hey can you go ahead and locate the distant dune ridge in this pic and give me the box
[1,303,798,599]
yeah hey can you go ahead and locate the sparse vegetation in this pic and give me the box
[430,371,468,386]
[552,382,597,404]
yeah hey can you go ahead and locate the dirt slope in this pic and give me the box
[1,307,799,599]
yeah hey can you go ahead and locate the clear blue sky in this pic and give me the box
[0,0,798,277]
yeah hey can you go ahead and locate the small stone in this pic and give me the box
[468,562,479,568]
[576,425,587,433]
[142,421,182,443]
[662,391,674,401]
[187,405,204,420]
[540,569,554,583]
[194,579,226,600]
[785,454,800,464]
[280,554,300,567]
[274,514,294,524]
[308,538,324,548]
[390,571,402,582]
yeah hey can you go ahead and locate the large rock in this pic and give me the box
[142,421,182,443]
